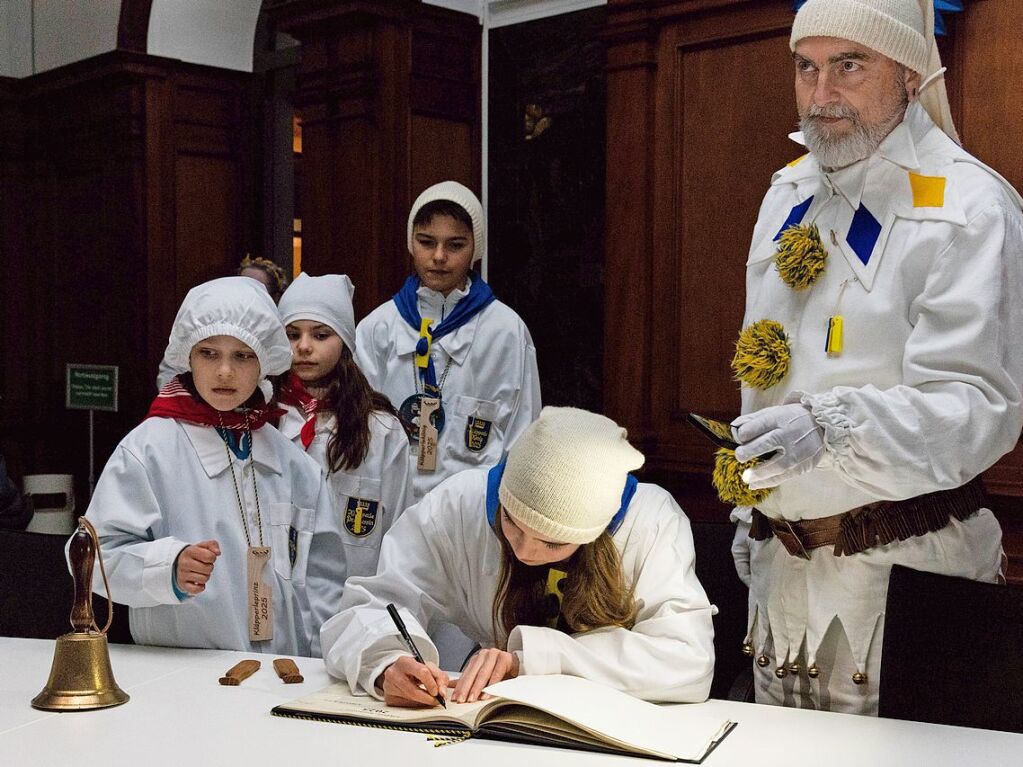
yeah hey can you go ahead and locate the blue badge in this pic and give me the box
[344,498,379,537]
[846,203,882,265]
[398,394,446,442]
[464,416,493,452]
[774,196,815,241]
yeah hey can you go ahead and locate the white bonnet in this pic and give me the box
[407,181,486,264]
[164,276,292,380]
[278,272,357,354]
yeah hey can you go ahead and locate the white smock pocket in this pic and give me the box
[331,473,385,578]
[269,502,313,584]
[448,394,504,466]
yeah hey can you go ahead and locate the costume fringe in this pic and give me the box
[713,448,772,506]
[775,223,827,290]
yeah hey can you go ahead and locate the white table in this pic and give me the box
[2,636,1020,765]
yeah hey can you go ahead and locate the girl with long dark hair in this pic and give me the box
[276,273,412,578]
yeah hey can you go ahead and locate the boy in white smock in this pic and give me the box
[355,181,541,505]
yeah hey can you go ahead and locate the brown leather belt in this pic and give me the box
[749,477,987,559]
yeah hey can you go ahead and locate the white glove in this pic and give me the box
[732,403,825,490]
[731,520,752,587]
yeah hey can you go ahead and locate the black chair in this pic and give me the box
[879,564,1023,733]
[690,521,752,700]
[0,528,132,643]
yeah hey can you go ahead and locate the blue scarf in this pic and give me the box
[392,275,496,392]
[486,459,638,537]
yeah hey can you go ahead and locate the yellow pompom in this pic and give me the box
[731,319,790,390]
[775,223,827,290]
[712,448,772,506]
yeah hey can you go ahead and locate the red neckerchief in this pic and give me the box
[146,375,283,432]
[276,372,320,449]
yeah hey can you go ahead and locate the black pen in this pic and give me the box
[386,603,446,708]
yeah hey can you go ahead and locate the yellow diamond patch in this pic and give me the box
[908,172,946,208]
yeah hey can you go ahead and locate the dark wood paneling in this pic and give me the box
[270,0,480,318]
[0,52,256,512]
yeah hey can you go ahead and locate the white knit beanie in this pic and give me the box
[791,0,959,142]
[498,407,645,545]
[407,181,486,264]
[164,276,293,381]
[278,272,357,354]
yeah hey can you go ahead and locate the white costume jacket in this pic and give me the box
[277,403,412,579]
[355,280,541,502]
[321,468,716,703]
[739,103,1023,687]
[84,417,346,657]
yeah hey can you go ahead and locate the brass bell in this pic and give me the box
[741,641,754,657]
[787,663,801,674]
[32,518,129,711]
[756,654,770,668]
[852,671,867,686]
[774,666,788,679]
[807,664,820,678]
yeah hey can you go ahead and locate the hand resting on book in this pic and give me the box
[450,648,520,703]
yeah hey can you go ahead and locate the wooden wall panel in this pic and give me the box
[271,0,480,318]
[0,52,257,512]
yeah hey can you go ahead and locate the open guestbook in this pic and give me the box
[271,673,736,762]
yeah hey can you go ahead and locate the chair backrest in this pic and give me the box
[0,529,132,643]
[22,474,75,535]
[879,564,1023,734]
[690,520,750,700]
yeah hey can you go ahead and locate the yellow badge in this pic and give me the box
[908,172,946,208]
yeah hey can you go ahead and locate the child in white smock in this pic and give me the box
[81,277,346,657]
[355,181,541,505]
[321,407,716,706]
[276,273,412,578]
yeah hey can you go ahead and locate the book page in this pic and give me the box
[276,681,492,728]
[484,675,733,761]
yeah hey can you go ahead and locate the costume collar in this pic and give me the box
[179,421,283,479]
[417,276,472,322]
[393,275,489,366]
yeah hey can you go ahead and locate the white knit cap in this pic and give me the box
[498,407,645,545]
[791,0,960,142]
[278,272,357,354]
[407,181,486,264]
[164,276,293,381]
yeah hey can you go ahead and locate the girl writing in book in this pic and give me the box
[80,277,345,656]
[276,273,412,578]
[321,407,715,705]
[354,181,541,505]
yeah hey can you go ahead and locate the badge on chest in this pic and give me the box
[465,416,493,452]
[344,497,379,537]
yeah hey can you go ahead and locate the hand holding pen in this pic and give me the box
[378,603,448,709]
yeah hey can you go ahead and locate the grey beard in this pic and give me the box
[801,102,905,171]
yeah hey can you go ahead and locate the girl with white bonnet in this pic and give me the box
[321,407,715,706]
[80,277,346,657]
[276,273,412,578]
[354,181,542,505]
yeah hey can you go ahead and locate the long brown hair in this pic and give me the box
[490,510,637,648]
[321,345,403,472]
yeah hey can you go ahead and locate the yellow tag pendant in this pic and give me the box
[415,318,433,369]
[825,316,844,356]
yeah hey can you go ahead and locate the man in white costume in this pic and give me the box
[321,407,715,705]
[355,181,541,505]
[727,0,1023,714]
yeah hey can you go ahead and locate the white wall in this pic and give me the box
[148,0,262,73]
[0,0,121,77]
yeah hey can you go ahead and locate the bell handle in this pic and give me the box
[68,518,115,635]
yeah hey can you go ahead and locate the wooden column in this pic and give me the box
[267,0,481,318]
